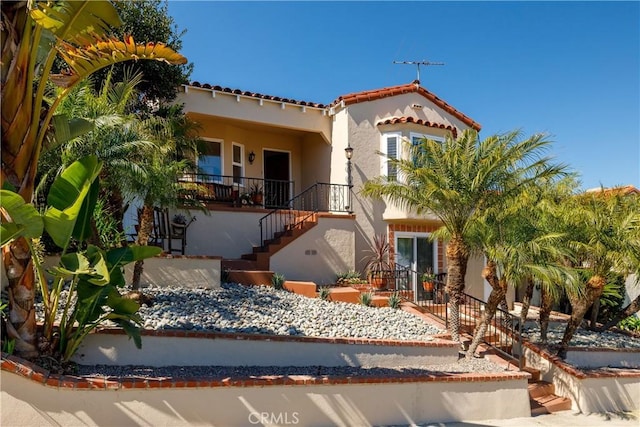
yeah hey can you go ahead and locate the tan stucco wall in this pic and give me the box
[123,256,221,289]
[1,371,531,426]
[269,217,355,285]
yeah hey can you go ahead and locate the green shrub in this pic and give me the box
[387,292,402,309]
[336,270,368,286]
[271,272,285,290]
[618,316,640,332]
[318,286,331,301]
[359,292,373,307]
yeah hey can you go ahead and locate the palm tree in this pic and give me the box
[362,129,565,342]
[123,112,198,289]
[465,187,573,357]
[1,1,186,358]
[37,70,153,245]
[554,190,640,358]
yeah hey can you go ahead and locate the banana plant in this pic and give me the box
[1,156,161,363]
[1,0,185,358]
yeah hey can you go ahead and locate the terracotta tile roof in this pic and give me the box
[333,80,481,131]
[187,81,327,108]
[377,117,458,138]
[585,185,639,196]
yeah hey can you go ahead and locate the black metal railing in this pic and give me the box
[456,293,523,367]
[368,263,411,298]
[259,183,351,250]
[177,173,294,209]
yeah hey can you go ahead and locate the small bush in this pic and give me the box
[336,270,368,286]
[618,316,640,332]
[387,292,402,309]
[318,286,331,301]
[359,292,373,307]
[271,272,285,290]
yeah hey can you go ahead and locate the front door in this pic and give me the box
[395,233,436,301]
[263,150,291,208]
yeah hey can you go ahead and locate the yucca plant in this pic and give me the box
[359,292,373,307]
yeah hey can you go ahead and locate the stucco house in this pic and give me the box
[136,79,491,301]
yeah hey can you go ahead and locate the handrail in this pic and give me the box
[177,172,294,208]
[258,182,351,250]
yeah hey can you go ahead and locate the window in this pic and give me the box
[198,139,222,182]
[232,143,244,185]
[381,133,401,181]
[410,132,444,165]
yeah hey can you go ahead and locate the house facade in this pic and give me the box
[148,80,490,300]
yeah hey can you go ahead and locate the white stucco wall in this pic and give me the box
[1,371,531,427]
[73,333,458,368]
[270,216,355,285]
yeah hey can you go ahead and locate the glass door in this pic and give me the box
[395,233,436,301]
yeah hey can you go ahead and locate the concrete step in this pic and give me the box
[530,394,572,415]
[528,380,555,399]
[226,270,274,286]
[522,366,541,382]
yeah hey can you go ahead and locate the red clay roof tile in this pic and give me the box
[376,117,458,138]
[333,80,481,131]
[188,81,327,108]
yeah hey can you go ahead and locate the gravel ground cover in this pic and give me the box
[522,324,640,349]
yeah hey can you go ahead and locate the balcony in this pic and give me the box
[178,173,294,209]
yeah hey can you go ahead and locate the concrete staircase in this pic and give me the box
[526,367,572,415]
[222,212,318,285]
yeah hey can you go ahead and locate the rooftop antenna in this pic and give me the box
[393,60,444,83]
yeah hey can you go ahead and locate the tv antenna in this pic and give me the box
[393,60,445,83]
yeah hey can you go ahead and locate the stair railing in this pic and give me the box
[258,183,351,250]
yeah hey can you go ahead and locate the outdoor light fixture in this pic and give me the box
[248,151,256,165]
[344,146,353,160]
[344,146,354,187]
[344,145,354,213]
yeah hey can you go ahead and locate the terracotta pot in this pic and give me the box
[422,281,434,292]
[370,277,386,290]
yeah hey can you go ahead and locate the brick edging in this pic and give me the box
[522,340,640,380]
[1,352,529,391]
[95,328,458,348]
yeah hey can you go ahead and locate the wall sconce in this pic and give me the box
[248,151,256,165]
[344,146,354,187]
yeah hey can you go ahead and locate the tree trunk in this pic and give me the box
[589,298,601,330]
[598,294,640,331]
[557,275,606,358]
[445,235,469,344]
[539,286,553,344]
[466,260,507,358]
[2,238,38,358]
[131,204,154,289]
[519,279,535,326]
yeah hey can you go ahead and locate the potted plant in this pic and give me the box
[249,182,263,205]
[171,213,188,235]
[238,192,253,206]
[363,234,392,290]
[421,268,436,299]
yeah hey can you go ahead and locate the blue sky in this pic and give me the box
[168,1,639,190]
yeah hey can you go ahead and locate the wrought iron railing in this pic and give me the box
[414,282,523,367]
[177,172,294,209]
[258,183,351,250]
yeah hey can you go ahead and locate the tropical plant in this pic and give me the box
[617,316,640,333]
[1,156,161,365]
[362,233,392,279]
[421,268,436,283]
[271,273,286,290]
[553,189,640,358]
[362,129,565,342]
[1,0,186,358]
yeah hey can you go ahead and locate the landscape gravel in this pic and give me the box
[522,324,640,349]
[136,283,446,340]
